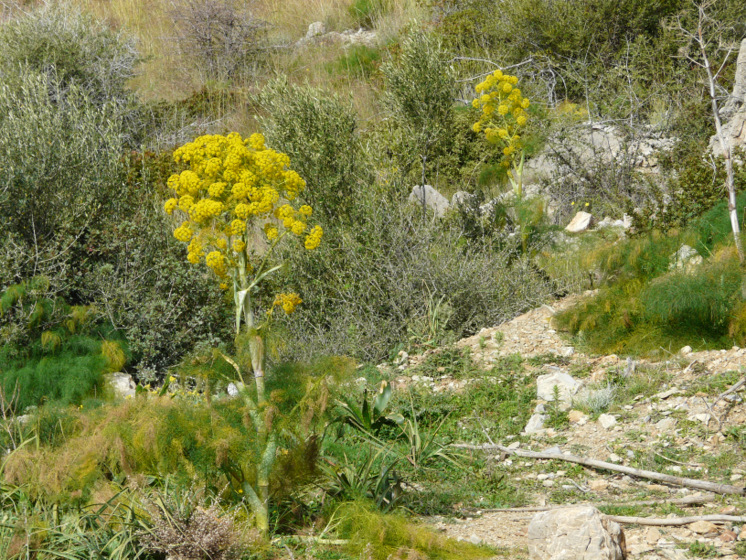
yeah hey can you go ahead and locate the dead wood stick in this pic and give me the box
[454,443,745,495]
[607,514,746,526]
[712,376,746,407]
[475,493,716,513]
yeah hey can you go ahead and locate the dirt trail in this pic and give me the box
[397,292,746,559]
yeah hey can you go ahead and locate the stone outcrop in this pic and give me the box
[409,185,450,217]
[297,23,378,48]
[103,372,136,399]
[710,38,746,157]
[537,370,583,409]
[528,506,626,560]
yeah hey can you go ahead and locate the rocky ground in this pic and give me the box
[387,292,746,559]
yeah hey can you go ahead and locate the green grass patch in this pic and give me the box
[333,500,494,560]
[554,193,746,357]
[327,44,381,78]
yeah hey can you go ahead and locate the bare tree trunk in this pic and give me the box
[696,7,745,263]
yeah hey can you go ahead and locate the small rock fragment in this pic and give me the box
[598,414,617,429]
[689,520,718,534]
[565,211,593,233]
[719,529,737,542]
[568,409,588,424]
[645,527,662,545]
[589,479,609,492]
[524,413,548,434]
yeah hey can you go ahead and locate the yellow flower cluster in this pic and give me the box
[273,292,302,315]
[305,225,323,251]
[164,133,323,282]
[472,70,530,169]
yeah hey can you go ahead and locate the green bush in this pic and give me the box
[555,193,746,355]
[256,78,365,224]
[651,146,746,231]
[276,194,557,363]
[381,30,456,187]
[75,150,232,374]
[0,278,129,411]
[0,70,127,287]
[0,2,138,106]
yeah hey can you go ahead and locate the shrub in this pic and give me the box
[0,80,226,372]
[0,70,127,289]
[554,193,746,355]
[76,150,232,374]
[168,0,267,83]
[276,195,557,363]
[255,79,364,223]
[139,491,249,560]
[381,30,455,187]
[0,2,138,106]
[649,146,746,231]
[0,278,129,410]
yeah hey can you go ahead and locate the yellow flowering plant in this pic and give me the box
[164,132,322,535]
[472,70,531,198]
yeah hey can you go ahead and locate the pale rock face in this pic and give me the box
[104,372,136,399]
[565,211,593,233]
[669,245,703,272]
[536,371,583,410]
[528,506,626,560]
[710,39,746,156]
[306,22,326,38]
[408,185,450,217]
[451,190,476,207]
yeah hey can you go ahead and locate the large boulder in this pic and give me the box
[565,211,593,233]
[104,372,136,399]
[409,185,450,217]
[528,506,626,560]
[537,371,583,410]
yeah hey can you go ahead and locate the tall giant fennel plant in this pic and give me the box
[471,70,531,198]
[163,132,322,534]
[471,70,540,251]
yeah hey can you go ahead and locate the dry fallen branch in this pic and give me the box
[713,376,746,406]
[475,493,716,513]
[607,514,746,526]
[454,443,745,495]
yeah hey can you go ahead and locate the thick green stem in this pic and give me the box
[231,234,286,537]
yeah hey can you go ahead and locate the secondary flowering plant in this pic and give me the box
[471,70,531,198]
[164,132,322,535]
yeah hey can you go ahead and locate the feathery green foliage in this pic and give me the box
[333,500,492,560]
[555,193,746,355]
[0,279,129,410]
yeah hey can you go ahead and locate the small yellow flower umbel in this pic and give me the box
[472,70,531,197]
